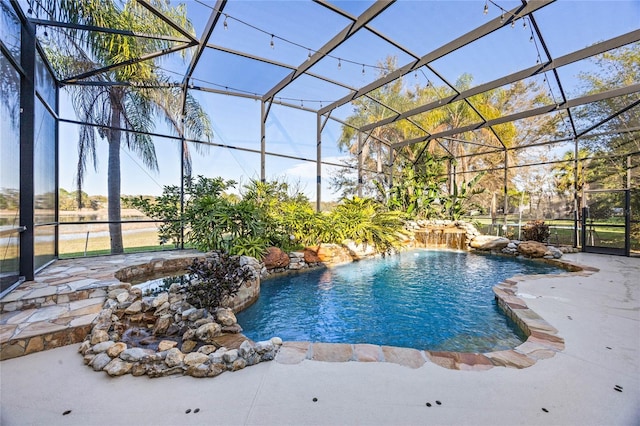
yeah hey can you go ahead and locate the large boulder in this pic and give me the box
[517,241,548,258]
[315,244,353,266]
[262,247,290,270]
[470,235,510,251]
[303,248,321,264]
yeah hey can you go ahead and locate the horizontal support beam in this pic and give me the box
[28,18,190,42]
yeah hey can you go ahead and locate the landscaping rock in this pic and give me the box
[107,342,127,357]
[165,348,184,367]
[90,329,109,345]
[470,235,510,250]
[153,315,172,335]
[181,340,197,353]
[315,244,353,265]
[546,246,563,259]
[104,358,133,376]
[79,254,278,379]
[124,300,143,314]
[216,308,237,326]
[90,353,112,371]
[120,347,153,362]
[195,322,222,343]
[184,352,209,366]
[92,340,115,353]
[157,340,177,351]
[303,248,321,264]
[518,241,548,258]
[263,247,290,270]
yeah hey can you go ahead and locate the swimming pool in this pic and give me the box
[236,250,564,352]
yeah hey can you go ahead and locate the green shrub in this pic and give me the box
[522,220,550,242]
[184,254,253,313]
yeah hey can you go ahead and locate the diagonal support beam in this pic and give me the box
[136,0,197,43]
[183,1,226,86]
[319,0,554,116]
[358,29,640,133]
[392,84,640,149]
[61,42,196,83]
[262,0,395,103]
[576,99,640,138]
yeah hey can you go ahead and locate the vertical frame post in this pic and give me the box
[573,137,579,248]
[260,101,267,182]
[316,113,322,212]
[357,131,363,198]
[19,17,36,281]
[503,149,509,235]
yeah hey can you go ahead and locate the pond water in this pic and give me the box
[131,271,190,296]
[236,250,564,352]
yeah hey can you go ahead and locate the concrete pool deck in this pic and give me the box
[1,252,638,425]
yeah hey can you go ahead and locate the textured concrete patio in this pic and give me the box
[1,252,638,425]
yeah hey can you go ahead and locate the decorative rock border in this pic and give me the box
[82,251,595,374]
[79,254,280,378]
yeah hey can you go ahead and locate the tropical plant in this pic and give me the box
[444,173,485,220]
[184,255,253,313]
[385,157,448,219]
[241,178,320,250]
[230,236,269,259]
[328,196,407,253]
[40,0,213,254]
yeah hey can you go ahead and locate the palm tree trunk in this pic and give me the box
[108,103,124,254]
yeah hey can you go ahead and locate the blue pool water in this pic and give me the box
[236,250,564,352]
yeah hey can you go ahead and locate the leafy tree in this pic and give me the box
[128,176,269,258]
[40,0,213,254]
[333,59,560,215]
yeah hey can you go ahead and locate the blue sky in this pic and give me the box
[56,0,640,201]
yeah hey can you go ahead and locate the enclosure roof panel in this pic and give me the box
[22,0,640,154]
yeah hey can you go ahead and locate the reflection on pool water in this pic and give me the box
[236,250,564,352]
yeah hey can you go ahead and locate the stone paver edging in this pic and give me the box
[1,250,597,371]
[274,258,599,370]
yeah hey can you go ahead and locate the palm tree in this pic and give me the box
[39,0,213,253]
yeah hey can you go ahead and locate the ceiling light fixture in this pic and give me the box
[270,34,274,49]
[223,14,228,30]
[338,58,341,70]
[483,1,488,15]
